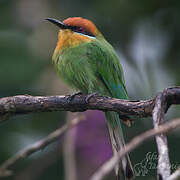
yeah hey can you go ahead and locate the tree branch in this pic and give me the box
[0,87,180,179]
[0,115,85,177]
[0,87,180,123]
[152,93,171,179]
[90,118,180,180]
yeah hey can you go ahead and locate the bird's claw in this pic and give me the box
[67,91,83,103]
[85,92,99,103]
[67,92,100,104]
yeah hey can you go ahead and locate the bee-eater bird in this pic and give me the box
[47,17,134,179]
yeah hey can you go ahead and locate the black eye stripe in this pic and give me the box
[67,25,95,37]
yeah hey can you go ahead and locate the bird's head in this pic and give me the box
[46,17,102,38]
[46,17,103,52]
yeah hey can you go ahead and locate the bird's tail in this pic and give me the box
[105,111,134,180]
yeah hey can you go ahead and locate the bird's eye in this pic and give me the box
[73,26,95,37]
[77,27,84,33]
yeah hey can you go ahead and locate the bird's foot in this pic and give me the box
[118,114,135,127]
[67,91,83,103]
[85,92,100,103]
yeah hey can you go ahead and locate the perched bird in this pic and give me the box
[47,17,134,179]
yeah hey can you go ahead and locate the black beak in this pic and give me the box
[46,18,68,29]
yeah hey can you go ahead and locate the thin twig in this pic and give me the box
[63,113,78,180]
[152,93,170,179]
[90,118,180,180]
[0,115,85,177]
[167,168,180,180]
[0,87,180,123]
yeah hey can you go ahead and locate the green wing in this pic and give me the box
[87,39,128,99]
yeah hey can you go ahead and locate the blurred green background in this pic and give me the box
[0,0,180,179]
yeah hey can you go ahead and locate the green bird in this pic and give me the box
[47,17,134,179]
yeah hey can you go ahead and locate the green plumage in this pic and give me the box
[53,39,127,95]
[53,37,134,179]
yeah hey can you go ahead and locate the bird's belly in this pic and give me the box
[57,56,98,94]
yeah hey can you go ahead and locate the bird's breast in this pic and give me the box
[54,29,92,54]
